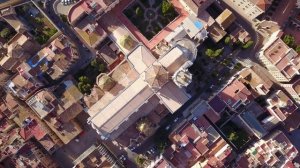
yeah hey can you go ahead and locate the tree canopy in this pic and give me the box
[91,59,106,72]
[0,28,11,39]
[283,34,295,48]
[205,48,223,58]
[77,76,92,94]
[242,40,254,49]
[224,36,231,45]
[135,7,143,17]
[295,45,300,53]
[162,0,172,16]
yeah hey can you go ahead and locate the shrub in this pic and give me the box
[135,7,143,17]
[162,0,172,16]
[242,40,254,49]
[77,76,92,94]
[36,34,48,44]
[205,48,223,58]
[295,45,300,53]
[79,76,91,84]
[78,82,92,94]
[205,49,214,57]
[234,62,243,70]
[283,34,295,48]
[91,59,106,72]
[46,28,57,37]
[34,17,43,25]
[60,14,68,23]
[0,28,11,39]
[214,49,223,56]
[224,36,231,45]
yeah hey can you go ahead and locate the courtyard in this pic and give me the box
[15,2,58,45]
[123,0,179,40]
[110,0,188,49]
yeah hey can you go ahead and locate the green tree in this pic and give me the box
[205,49,214,57]
[46,28,57,37]
[295,45,300,53]
[79,76,90,84]
[34,17,43,25]
[234,62,243,70]
[77,76,92,94]
[78,82,91,94]
[283,34,295,48]
[205,48,223,58]
[98,64,105,72]
[36,34,48,45]
[157,141,167,154]
[242,40,254,49]
[0,28,11,39]
[91,59,106,72]
[135,7,143,17]
[90,59,98,68]
[60,14,68,23]
[224,36,231,45]
[214,48,223,57]
[135,155,149,167]
[162,0,172,16]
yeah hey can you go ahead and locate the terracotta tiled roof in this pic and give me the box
[19,120,46,141]
[204,109,220,123]
[252,0,272,11]
[218,79,252,107]
[179,123,201,142]
[195,138,209,155]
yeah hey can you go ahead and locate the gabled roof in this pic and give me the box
[19,120,46,141]
[252,0,272,11]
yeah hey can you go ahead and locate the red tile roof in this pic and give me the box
[19,120,46,141]
[218,79,252,107]
[179,123,201,142]
[186,143,202,160]
[251,0,272,11]
[204,109,221,123]
[195,138,209,155]
[193,116,211,129]
[264,38,289,64]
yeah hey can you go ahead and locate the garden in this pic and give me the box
[74,59,106,94]
[221,121,251,149]
[123,0,179,40]
[15,3,57,45]
[0,21,17,42]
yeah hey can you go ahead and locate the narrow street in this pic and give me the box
[43,0,94,77]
